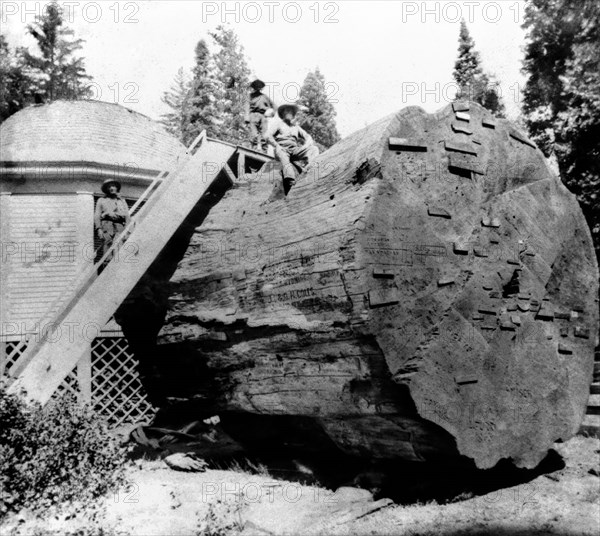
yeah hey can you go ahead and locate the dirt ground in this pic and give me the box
[2,436,599,536]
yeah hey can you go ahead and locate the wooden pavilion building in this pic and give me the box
[0,100,187,425]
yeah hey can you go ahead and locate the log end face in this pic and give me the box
[358,101,599,468]
[123,102,597,470]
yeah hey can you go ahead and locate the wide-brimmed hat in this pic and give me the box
[249,79,266,90]
[277,103,299,119]
[101,179,121,194]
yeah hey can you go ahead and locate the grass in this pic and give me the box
[195,498,246,536]
[214,457,272,477]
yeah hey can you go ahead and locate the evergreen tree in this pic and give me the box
[208,26,251,144]
[0,36,32,123]
[162,27,254,146]
[297,68,341,151]
[183,39,220,145]
[160,67,192,142]
[522,0,600,257]
[20,2,92,101]
[453,20,505,116]
[521,0,583,154]
[453,20,482,95]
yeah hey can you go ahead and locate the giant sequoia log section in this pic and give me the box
[121,103,598,469]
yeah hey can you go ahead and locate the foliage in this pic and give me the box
[19,2,92,102]
[183,39,221,145]
[160,67,192,140]
[208,26,251,144]
[1,2,92,124]
[521,0,600,257]
[0,384,128,519]
[196,499,245,536]
[0,36,32,124]
[297,68,341,151]
[162,27,251,146]
[453,19,505,116]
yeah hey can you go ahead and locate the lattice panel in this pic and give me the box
[2,339,80,401]
[1,337,155,428]
[92,337,156,427]
[1,340,29,375]
[51,367,80,401]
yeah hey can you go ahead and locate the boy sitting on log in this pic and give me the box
[266,103,319,195]
[244,79,275,152]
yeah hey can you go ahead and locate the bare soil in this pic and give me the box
[2,436,599,536]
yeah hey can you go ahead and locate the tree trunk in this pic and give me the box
[119,103,599,469]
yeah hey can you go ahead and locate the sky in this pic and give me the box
[1,0,529,137]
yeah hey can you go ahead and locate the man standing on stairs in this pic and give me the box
[244,79,275,152]
[95,179,131,258]
[265,103,319,195]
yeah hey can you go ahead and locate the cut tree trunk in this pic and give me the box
[117,103,599,469]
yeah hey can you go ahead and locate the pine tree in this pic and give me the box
[453,20,482,95]
[522,0,600,258]
[160,67,192,142]
[0,36,32,123]
[297,68,341,151]
[20,2,92,102]
[0,36,12,121]
[521,0,580,155]
[208,26,251,144]
[183,39,220,145]
[164,27,256,146]
[453,20,505,116]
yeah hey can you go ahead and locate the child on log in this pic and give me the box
[266,103,320,195]
[244,79,275,152]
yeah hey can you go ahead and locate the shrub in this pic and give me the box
[0,382,128,519]
[196,498,246,536]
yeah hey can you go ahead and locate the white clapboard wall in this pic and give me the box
[0,193,93,336]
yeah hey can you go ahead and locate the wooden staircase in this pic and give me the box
[7,133,272,405]
[579,348,600,438]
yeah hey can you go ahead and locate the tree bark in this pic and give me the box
[119,103,599,469]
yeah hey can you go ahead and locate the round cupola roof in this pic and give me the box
[0,100,186,178]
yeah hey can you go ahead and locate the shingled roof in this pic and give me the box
[0,100,186,173]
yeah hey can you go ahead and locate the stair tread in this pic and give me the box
[588,394,600,406]
[579,414,600,438]
[579,427,600,439]
[581,414,600,426]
